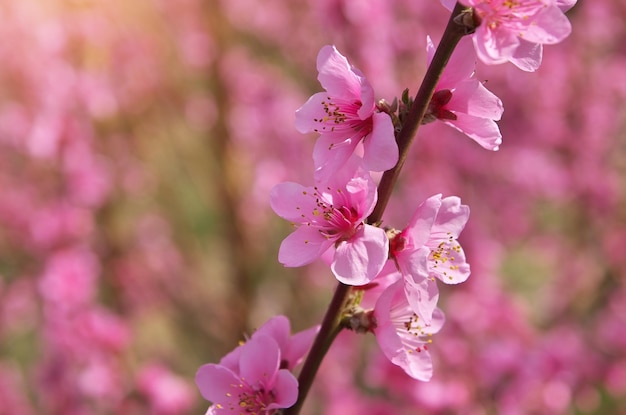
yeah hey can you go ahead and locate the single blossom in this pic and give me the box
[389,194,470,322]
[442,0,575,71]
[424,36,504,150]
[295,45,398,181]
[392,194,470,285]
[196,335,298,415]
[270,157,388,285]
[220,315,319,372]
[373,279,446,381]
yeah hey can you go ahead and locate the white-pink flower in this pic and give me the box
[270,157,388,286]
[220,315,319,372]
[295,45,398,181]
[425,36,504,150]
[442,0,576,71]
[196,335,298,414]
[270,156,389,285]
[393,194,471,286]
[373,279,446,381]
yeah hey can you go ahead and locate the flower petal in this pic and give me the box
[312,134,360,183]
[508,39,543,72]
[447,79,503,121]
[432,196,470,239]
[316,45,362,99]
[522,5,572,45]
[444,113,502,150]
[362,112,398,172]
[439,0,456,11]
[266,370,299,410]
[474,26,519,65]
[253,316,291,350]
[283,324,319,370]
[238,335,280,385]
[437,36,476,89]
[406,194,442,247]
[431,245,470,284]
[404,273,440,325]
[195,364,239,403]
[373,281,444,381]
[278,226,334,267]
[295,92,339,134]
[331,225,388,285]
[270,182,318,223]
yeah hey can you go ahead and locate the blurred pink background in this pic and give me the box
[0,1,624,414]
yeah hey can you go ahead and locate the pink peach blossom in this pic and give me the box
[220,315,319,372]
[389,194,470,322]
[392,194,471,286]
[295,45,397,181]
[270,157,388,285]
[373,280,445,381]
[196,335,298,414]
[445,0,575,71]
[424,36,504,150]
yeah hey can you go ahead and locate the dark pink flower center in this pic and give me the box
[472,0,546,30]
[308,187,361,241]
[389,302,433,353]
[312,96,373,137]
[423,89,457,124]
[217,381,277,414]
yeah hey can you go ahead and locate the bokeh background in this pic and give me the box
[0,0,625,414]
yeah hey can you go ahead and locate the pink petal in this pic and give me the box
[239,335,280,384]
[432,196,470,238]
[522,5,572,45]
[316,45,362,99]
[283,325,319,370]
[444,113,502,150]
[342,172,378,222]
[312,134,359,182]
[392,343,435,381]
[195,364,238,402]
[509,39,543,72]
[429,308,446,332]
[357,72,376,119]
[217,345,242,373]
[362,112,398,172]
[474,26,519,65]
[278,226,334,267]
[372,281,403,337]
[406,194,442,247]
[254,316,291,350]
[404,274,440,325]
[439,0,456,11]
[270,182,318,223]
[437,36,476,89]
[556,0,577,12]
[447,79,503,121]
[395,309,447,381]
[295,92,337,134]
[324,153,369,192]
[432,246,470,284]
[266,370,299,409]
[399,245,430,282]
[331,225,388,285]
[373,281,435,381]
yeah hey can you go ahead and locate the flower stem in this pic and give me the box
[283,282,351,415]
[369,2,471,224]
[285,4,472,414]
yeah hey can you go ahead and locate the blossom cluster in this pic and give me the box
[2,1,618,414]
[196,316,318,414]
[194,1,579,413]
[269,44,479,385]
